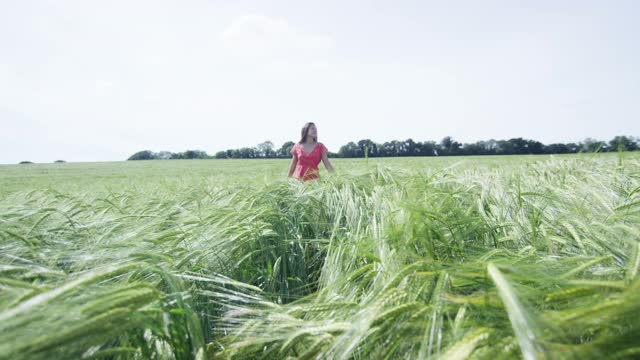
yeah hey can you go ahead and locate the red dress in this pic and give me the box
[290,142,328,181]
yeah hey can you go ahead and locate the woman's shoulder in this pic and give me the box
[318,142,328,152]
[290,143,299,155]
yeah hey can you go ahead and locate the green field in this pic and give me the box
[1,153,639,359]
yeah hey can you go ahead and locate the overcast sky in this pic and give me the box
[1,0,639,163]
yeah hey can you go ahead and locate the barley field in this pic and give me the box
[1,153,639,359]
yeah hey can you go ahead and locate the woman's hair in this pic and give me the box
[299,122,317,144]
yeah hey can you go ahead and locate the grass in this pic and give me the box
[0,153,639,359]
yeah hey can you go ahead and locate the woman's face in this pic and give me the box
[307,124,317,138]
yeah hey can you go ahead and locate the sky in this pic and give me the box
[1,0,639,163]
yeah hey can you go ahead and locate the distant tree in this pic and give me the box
[462,140,499,156]
[609,135,638,152]
[440,136,461,155]
[484,139,500,154]
[184,150,209,159]
[54,160,66,163]
[545,143,570,154]
[507,138,529,154]
[441,136,453,151]
[215,151,228,159]
[526,140,545,154]
[277,141,296,158]
[226,149,237,158]
[339,142,359,158]
[357,139,377,157]
[581,138,606,152]
[390,140,406,156]
[156,151,173,160]
[19,161,34,164]
[169,150,210,159]
[460,142,483,156]
[127,150,156,160]
[416,141,437,156]
[379,142,395,157]
[496,140,512,155]
[566,143,580,153]
[257,141,276,158]
[238,147,257,158]
[404,138,417,156]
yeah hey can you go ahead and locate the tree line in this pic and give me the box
[127,135,639,160]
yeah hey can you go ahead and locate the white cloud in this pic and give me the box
[220,15,334,58]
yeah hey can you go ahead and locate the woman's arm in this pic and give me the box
[288,154,298,177]
[321,152,334,173]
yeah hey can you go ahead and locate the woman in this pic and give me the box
[288,122,334,181]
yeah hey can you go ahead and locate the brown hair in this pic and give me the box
[299,122,317,144]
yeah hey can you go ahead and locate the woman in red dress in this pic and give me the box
[288,122,334,181]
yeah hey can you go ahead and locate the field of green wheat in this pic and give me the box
[1,153,639,359]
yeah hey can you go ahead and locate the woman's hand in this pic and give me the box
[321,152,334,173]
